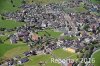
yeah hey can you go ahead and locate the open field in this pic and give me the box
[0,39,77,66]
[0,19,24,29]
[0,35,29,58]
[91,0,100,4]
[24,48,77,66]
[0,44,19,57]
[93,50,100,66]
[0,29,77,66]
[0,0,22,14]
[4,44,29,58]
[24,55,60,66]
[0,40,29,58]
[37,29,62,38]
[0,15,24,29]
[28,0,65,4]
[0,0,64,14]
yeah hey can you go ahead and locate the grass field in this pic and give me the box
[0,19,24,29]
[37,29,62,38]
[0,0,22,13]
[0,40,29,58]
[28,0,64,4]
[24,55,60,66]
[74,2,87,13]
[93,50,100,66]
[0,0,64,14]
[91,0,100,4]
[0,15,24,29]
[0,44,19,57]
[0,39,77,66]
[0,35,29,58]
[4,44,29,58]
[52,48,77,59]
[24,48,77,66]
[74,7,87,13]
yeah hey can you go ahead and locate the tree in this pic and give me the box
[22,0,26,4]
[1,16,5,20]
[0,28,6,31]
[10,0,13,4]
[83,24,90,31]
[97,26,100,33]
[81,63,85,66]
[13,5,15,7]
[0,38,3,44]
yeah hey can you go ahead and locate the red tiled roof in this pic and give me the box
[32,34,38,41]
[68,63,73,66]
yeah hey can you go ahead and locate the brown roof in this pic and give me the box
[32,34,38,41]
[68,63,73,66]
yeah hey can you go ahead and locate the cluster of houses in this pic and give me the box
[3,3,67,30]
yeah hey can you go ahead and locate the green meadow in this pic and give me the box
[0,0,22,14]
[91,0,100,4]
[0,19,24,29]
[24,48,77,66]
[93,50,100,66]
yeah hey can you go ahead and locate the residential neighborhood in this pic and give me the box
[0,0,100,66]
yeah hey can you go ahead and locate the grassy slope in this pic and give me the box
[52,48,77,59]
[0,44,18,57]
[28,0,64,4]
[38,29,62,38]
[0,15,24,29]
[4,44,29,58]
[25,55,60,66]
[91,0,100,4]
[38,29,77,40]
[93,51,100,66]
[0,0,22,13]
[0,0,64,13]
[0,19,24,29]
[0,0,24,29]
[74,2,87,13]
[0,39,28,58]
[25,48,77,66]
[0,35,29,58]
